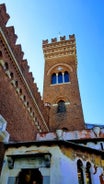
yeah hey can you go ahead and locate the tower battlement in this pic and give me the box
[42,34,75,45]
[42,35,76,60]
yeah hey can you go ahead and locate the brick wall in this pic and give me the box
[0,4,49,142]
[0,67,37,141]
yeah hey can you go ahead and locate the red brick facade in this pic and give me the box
[0,4,49,143]
[43,36,85,131]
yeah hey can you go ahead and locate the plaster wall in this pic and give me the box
[0,144,104,184]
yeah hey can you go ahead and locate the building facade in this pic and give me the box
[0,3,104,184]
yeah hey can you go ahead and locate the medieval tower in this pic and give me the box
[42,35,85,131]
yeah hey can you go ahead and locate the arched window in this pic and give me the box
[58,72,63,83]
[86,162,92,184]
[77,159,84,184]
[57,100,66,113]
[64,71,70,82]
[51,73,56,84]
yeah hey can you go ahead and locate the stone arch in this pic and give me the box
[47,63,73,76]
[53,96,70,104]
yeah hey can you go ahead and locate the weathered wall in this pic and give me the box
[1,142,104,184]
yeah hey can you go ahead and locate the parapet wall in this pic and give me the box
[42,34,75,45]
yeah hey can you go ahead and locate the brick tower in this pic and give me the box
[42,35,85,131]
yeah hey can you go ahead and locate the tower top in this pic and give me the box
[42,34,77,63]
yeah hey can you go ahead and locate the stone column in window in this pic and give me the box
[56,73,58,84]
[62,72,64,83]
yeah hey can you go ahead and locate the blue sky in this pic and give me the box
[1,0,104,125]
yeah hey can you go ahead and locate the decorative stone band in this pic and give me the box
[52,102,70,106]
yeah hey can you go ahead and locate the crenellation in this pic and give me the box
[0,4,10,26]
[21,59,30,72]
[51,37,57,43]
[42,35,77,60]
[42,39,48,45]
[69,34,75,40]
[28,72,34,83]
[42,35,75,48]
[6,26,17,45]
[60,36,66,41]
[14,44,24,62]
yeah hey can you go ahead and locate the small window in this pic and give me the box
[10,72,14,79]
[23,95,26,101]
[58,72,63,83]
[51,73,56,84]
[20,88,22,95]
[77,159,84,184]
[57,100,66,113]
[64,71,70,82]
[86,162,92,184]
[5,62,9,70]
[15,80,18,87]
[0,51,3,59]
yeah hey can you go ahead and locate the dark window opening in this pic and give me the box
[51,73,56,84]
[100,143,104,150]
[77,159,84,184]
[27,101,29,106]
[15,80,18,87]
[58,72,63,83]
[64,71,70,82]
[57,100,66,113]
[0,50,3,59]
[86,162,92,184]
[23,95,26,101]
[5,62,9,70]
[20,88,22,95]
[10,72,14,79]
[15,169,43,184]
